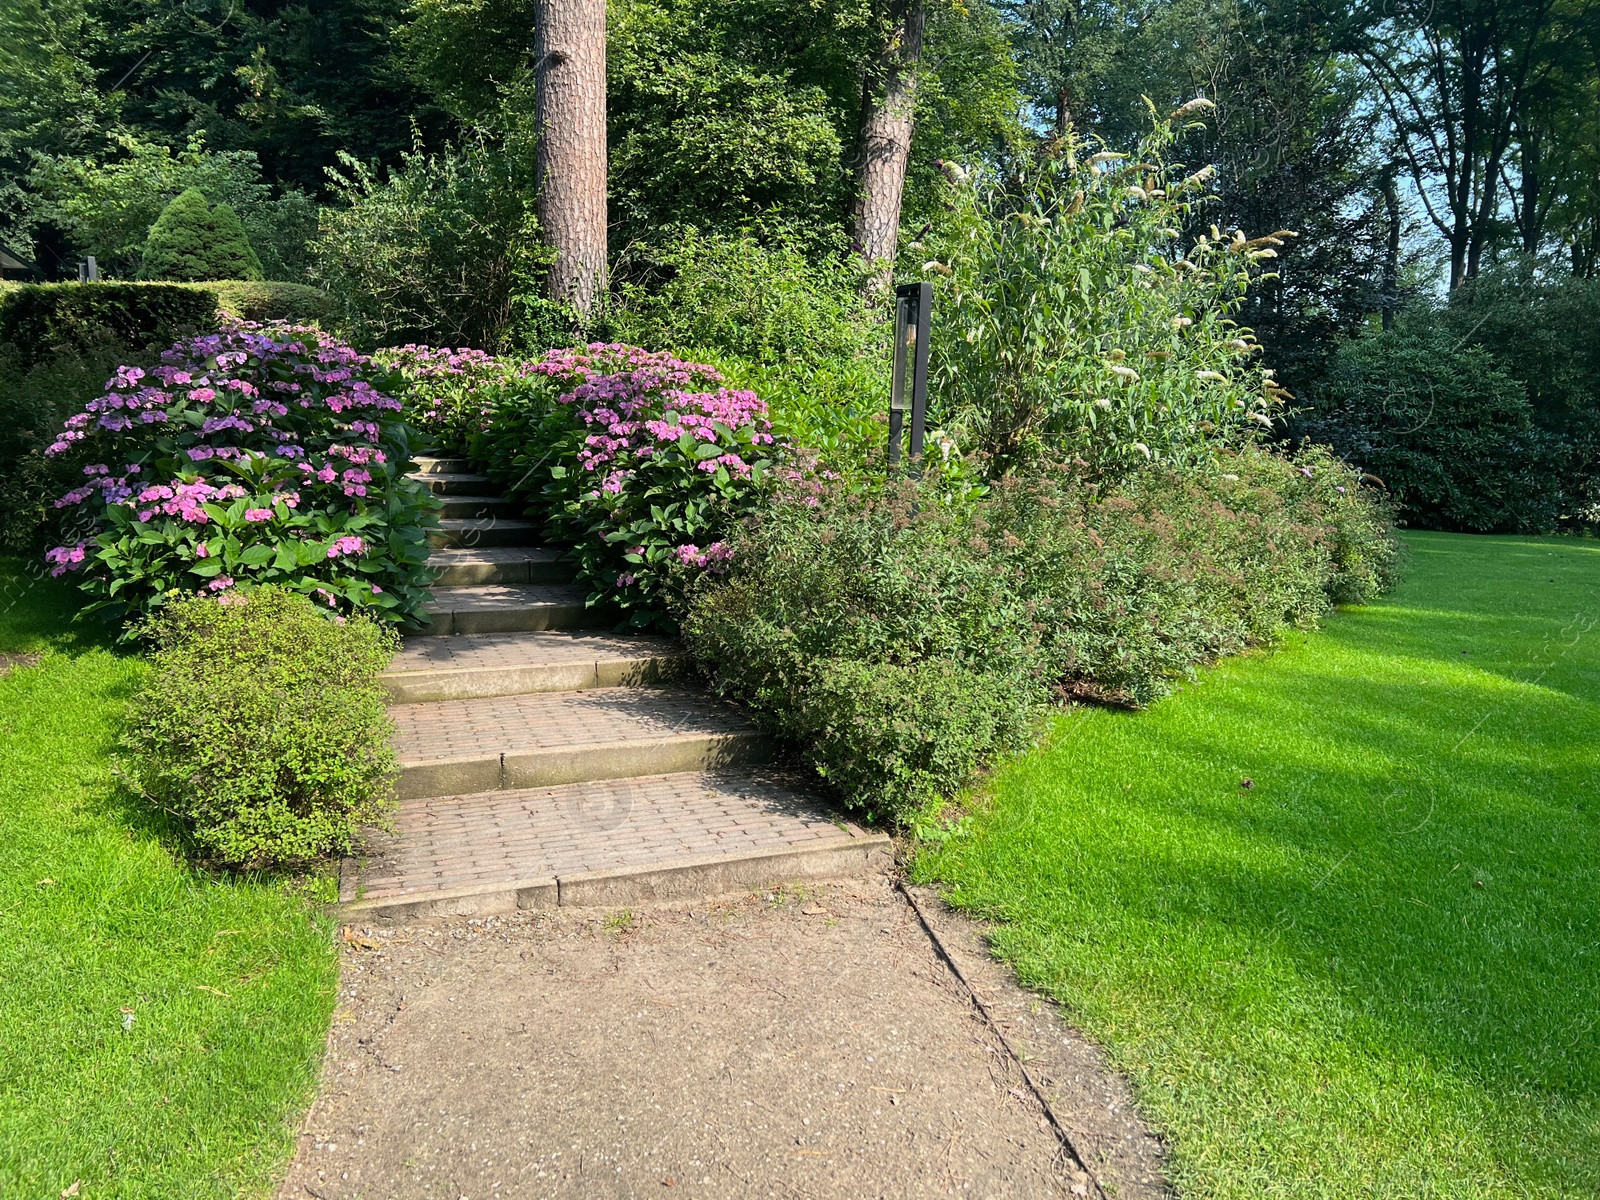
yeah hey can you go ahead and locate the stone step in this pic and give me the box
[419,583,596,636]
[341,769,890,920]
[390,687,772,801]
[428,517,541,550]
[383,630,688,703]
[412,456,471,475]
[410,471,494,496]
[435,493,517,520]
[428,546,570,587]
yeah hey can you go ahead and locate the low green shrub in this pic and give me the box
[206,280,331,324]
[42,322,438,630]
[685,446,1397,818]
[123,586,397,867]
[1300,322,1566,533]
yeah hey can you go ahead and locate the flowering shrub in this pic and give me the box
[373,342,506,456]
[42,322,438,630]
[474,343,784,627]
[124,586,398,867]
[685,447,1399,818]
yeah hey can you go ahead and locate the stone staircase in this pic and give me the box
[340,456,889,920]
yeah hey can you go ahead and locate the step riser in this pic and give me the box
[383,655,689,703]
[429,525,539,550]
[413,457,470,475]
[432,558,572,587]
[342,838,892,921]
[395,732,773,801]
[436,497,515,520]
[417,602,598,637]
[422,478,493,497]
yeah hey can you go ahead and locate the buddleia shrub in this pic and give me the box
[124,586,397,867]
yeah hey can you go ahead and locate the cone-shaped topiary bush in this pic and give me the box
[140,188,264,282]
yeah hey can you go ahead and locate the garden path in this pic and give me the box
[308,461,1167,1198]
[340,456,888,920]
[278,878,1168,1199]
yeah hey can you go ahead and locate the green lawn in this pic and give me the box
[916,532,1600,1199]
[0,561,338,1198]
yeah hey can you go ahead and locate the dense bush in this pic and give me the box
[1438,265,1600,522]
[207,280,331,324]
[123,586,397,867]
[686,446,1397,818]
[926,106,1288,472]
[1300,323,1566,533]
[42,322,438,629]
[312,139,557,351]
[474,343,783,626]
[140,188,265,282]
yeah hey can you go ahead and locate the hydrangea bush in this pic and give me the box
[44,322,438,629]
[373,343,504,456]
[474,343,785,627]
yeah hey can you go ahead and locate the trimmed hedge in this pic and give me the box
[206,280,330,323]
[0,282,218,371]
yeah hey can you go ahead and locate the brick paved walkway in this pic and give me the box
[342,458,886,919]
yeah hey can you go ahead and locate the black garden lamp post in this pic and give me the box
[888,281,931,470]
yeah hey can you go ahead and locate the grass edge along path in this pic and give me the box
[0,560,339,1199]
[914,532,1600,1199]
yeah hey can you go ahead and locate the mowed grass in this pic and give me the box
[0,561,339,1198]
[915,532,1600,1198]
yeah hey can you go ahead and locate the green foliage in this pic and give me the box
[123,586,397,867]
[685,447,1397,818]
[139,188,264,283]
[1302,322,1567,533]
[609,231,889,465]
[26,133,318,280]
[926,111,1288,471]
[312,139,553,351]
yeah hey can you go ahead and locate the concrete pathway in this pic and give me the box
[279,878,1167,1200]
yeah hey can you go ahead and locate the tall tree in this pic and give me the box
[533,0,608,315]
[1343,0,1561,288]
[854,0,927,284]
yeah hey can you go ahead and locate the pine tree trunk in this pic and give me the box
[534,0,607,319]
[854,0,926,290]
